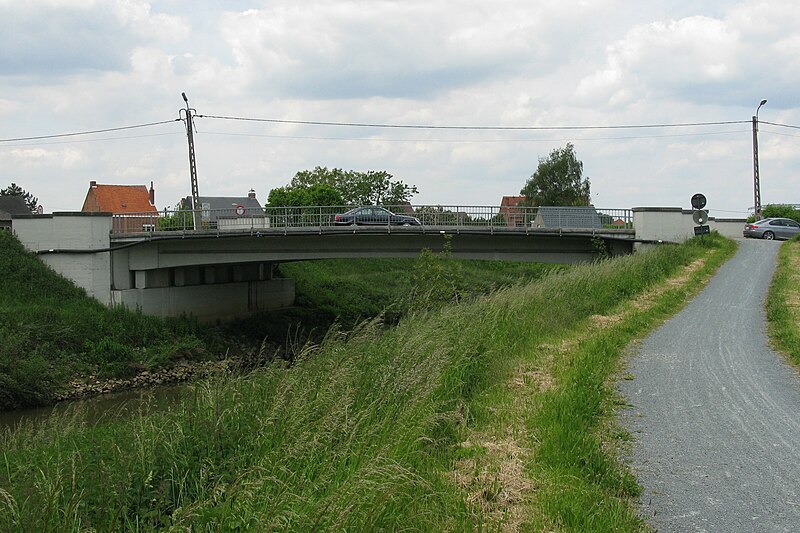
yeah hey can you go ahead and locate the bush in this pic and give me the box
[758,204,800,222]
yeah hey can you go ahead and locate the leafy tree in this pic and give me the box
[746,205,800,223]
[158,203,194,231]
[520,143,591,206]
[1,183,38,213]
[267,183,343,207]
[269,166,418,207]
[762,204,800,223]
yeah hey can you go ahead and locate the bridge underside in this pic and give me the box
[113,228,635,268]
[108,229,633,321]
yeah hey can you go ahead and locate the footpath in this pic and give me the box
[620,239,800,532]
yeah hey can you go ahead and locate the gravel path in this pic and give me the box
[620,239,800,532]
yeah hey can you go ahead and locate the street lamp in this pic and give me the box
[752,99,767,219]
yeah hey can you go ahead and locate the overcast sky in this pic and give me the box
[1,0,798,216]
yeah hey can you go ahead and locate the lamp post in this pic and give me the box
[752,99,767,219]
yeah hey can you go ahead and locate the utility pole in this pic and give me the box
[180,92,201,230]
[752,99,767,220]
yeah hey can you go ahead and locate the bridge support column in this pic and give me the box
[111,261,292,321]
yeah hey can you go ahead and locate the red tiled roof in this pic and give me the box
[500,195,526,207]
[82,184,156,214]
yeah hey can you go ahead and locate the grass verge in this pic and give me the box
[766,236,800,365]
[450,234,735,530]
[0,234,736,531]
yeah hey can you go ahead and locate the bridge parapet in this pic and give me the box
[111,205,633,235]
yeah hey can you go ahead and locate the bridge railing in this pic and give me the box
[111,205,633,234]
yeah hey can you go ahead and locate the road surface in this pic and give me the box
[620,238,800,532]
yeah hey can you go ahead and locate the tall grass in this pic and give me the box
[766,237,800,364]
[278,256,561,325]
[0,231,209,408]
[0,231,558,410]
[0,235,735,531]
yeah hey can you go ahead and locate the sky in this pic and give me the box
[1,0,798,217]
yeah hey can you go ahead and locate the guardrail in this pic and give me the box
[111,205,633,235]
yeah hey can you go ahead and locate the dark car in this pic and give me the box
[743,218,800,240]
[334,206,421,226]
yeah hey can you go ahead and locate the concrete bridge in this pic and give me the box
[12,205,745,321]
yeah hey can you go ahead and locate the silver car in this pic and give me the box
[743,218,800,240]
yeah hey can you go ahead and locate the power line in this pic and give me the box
[196,114,751,131]
[760,120,800,131]
[0,131,181,148]
[0,119,182,143]
[198,128,749,143]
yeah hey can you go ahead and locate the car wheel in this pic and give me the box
[763,231,775,240]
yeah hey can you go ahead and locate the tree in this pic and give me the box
[267,183,343,208]
[762,204,800,223]
[269,166,418,207]
[520,143,591,207]
[1,183,38,213]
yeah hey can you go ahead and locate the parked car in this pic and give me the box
[743,218,800,240]
[334,206,421,226]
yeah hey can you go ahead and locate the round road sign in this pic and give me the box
[235,205,246,216]
[691,193,707,210]
[692,209,709,225]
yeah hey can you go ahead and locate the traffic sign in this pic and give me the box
[692,209,709,225]
[691,193,707,210]
[694,225,710,236]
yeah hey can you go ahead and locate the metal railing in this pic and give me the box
[110,205,633,235]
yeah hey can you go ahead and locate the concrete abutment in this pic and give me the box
[13,213,296,322]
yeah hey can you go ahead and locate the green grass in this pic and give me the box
[0,231,561,409]
[278,257,562,326]
[766,236,800,364]
[0,231,211,409]
[0,234,736,531]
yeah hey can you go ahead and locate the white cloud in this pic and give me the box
[1,147,85,168]
[0,0,798,215]
[576,16,740,104]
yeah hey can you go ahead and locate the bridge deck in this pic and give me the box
[111,224,635,244]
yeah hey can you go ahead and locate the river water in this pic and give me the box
[0,384,188,433]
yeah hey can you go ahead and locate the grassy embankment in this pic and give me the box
[0,231,208,409]
[766,236,800,365]
[0,234,735,531]
[0,230,557,409]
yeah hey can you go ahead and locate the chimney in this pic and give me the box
[248,188,256,200]
[90,180,97,188]
[149,181,155,206]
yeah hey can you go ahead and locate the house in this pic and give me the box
[533,206,603,229]
[0,196,30,230]
[82,181,158,233]
[183,189,268,230]
[499,195,528,227]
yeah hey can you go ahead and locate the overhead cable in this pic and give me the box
[760,120,800,130]
[0,119,182,143]
[199,128,749,143]
[196,114,750,131]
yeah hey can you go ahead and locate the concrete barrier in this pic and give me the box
[13,212,113,304]
[633,207,745,243]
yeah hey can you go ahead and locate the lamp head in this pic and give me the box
[182,92,188,103]
[760,99,767,106]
